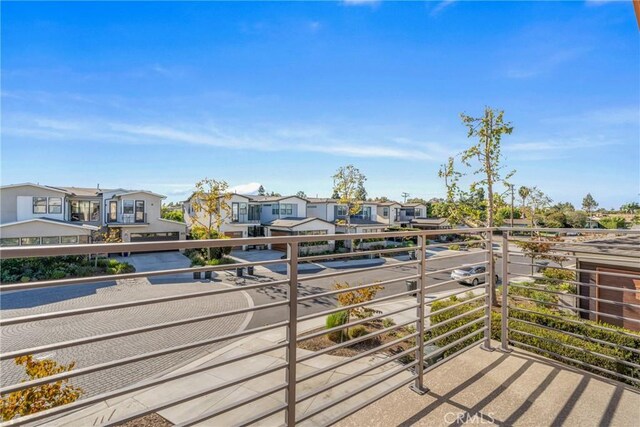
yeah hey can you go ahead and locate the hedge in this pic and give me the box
[426,294,485,357]
[0,256,135,283]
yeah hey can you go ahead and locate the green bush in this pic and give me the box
[0,256,135,283]
[349,325,368,339]
[50,270,67,280]
[206,257,236,266]
[326,310,349,342]
[382,318,396,328]
[426,295,484,357]
[449,244,460,251]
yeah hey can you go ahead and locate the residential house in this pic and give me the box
[398,202,428,225]
[0,183,187,247]
[374,201,403,227]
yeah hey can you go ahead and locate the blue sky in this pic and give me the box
[1,1,638,208]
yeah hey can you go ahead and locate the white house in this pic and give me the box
[0,183,187,247]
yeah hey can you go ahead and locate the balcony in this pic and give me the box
[0,228,638,426]
[107,213,148,226]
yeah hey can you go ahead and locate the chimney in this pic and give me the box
[97,183,100,190]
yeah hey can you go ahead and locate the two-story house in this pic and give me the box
[306,198,387,234]
[374,201,403,227]
[0,183,187,246]
[183,194,335,252]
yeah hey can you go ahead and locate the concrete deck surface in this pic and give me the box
[337,342,640,427]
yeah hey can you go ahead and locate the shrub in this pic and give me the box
[382,318,396,328]
[206,257,236,266]
[50,270,67,280]
[349,325,369,339]
[449,244,460,251]
[426,295,485,357]
[326,311,349,342]
[0,256,135,283]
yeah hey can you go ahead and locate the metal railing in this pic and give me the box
[498,227,640,386]
[1,227,638,425]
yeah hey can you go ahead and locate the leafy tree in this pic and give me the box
[257,185,266,196]
[527,187,552,227]
[1,356,83,421]
[543,211,567,229]
[190,178,233,260]
[565,211,587,228]
[518,186,530,209]
[437,157,465,225]
[334,281,384,336]
[332,165,367,237]
[552,202,575,212]
[268,191,282,197]
[599,216,627,229]
[515,237,568,275]
[375,196,391,203]
[582,193,599,218]
[495,206,522,225]
[620,202,640,214]
[296,191,307,199]
[161,208,184,223]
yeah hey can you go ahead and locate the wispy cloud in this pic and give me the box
[430,1,457,17]
[506,47,590,79]
[342,0,380,7]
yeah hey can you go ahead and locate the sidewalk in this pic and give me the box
[55,304,417,426]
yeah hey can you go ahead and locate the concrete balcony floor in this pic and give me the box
[337,341,639,427]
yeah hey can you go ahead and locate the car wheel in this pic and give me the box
[472,278,479,286]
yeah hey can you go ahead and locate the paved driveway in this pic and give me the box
[115,252,193,284]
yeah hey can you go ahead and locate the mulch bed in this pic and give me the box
[297,318,416,360]
[117,413,173,427]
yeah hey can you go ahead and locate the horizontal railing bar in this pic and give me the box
[425,249,489,263]
[297,333,419,383]
[510,329,640,370]
[509,339,640,384]
[102,363,289,427]
[300,245,422,262]
[428,287,485,305]
[423,239,490,249]
[298,274,420,302]
[296,345,418,404]
[296,361,419,423]
[425,261,489,278]
[297,259,420,283]
[320,375,417,427]
[509,283,640,309]
[0,321,288,395]
[297,289,419,322]
[509,317,640,357]
[507,273,640,294]
[425,294,486,318]
[176,384,288,427]
[234,404,288,427]
[0,300,288,361]
[507,238,640,249]
[508,250,639,261]
[423,272,488,292]
[425,306,486,331]
[425,328,487,360]
[500,227,639,234]
[297,304,419,343]
[0,259,289,292]
[424,339,482,373]
[0,341,288,427]
[297,319,418,363]
[425,317,487,346]
[507,261,640,280]
[0,281,287,326]
[508,295,640,325]
[508,306,640,339]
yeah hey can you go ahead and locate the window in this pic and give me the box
[48,197,62,214]
[0,238,20,247]
[415,208,422,217]
[336,205,347,217]
[21,237,40,246]
[33,197,47,214]
[232,203,239,222]
[383,207,389,217]
[71,200,98,222]
[272,205,279,215]
[123,200,134,215]
[61,235,79,244]
[108,201,118,222]
[135,200,145,223]
[239,203,247,215]
[90,202,100,222]
[78,235,90,244]
[42,236,60,245]
[281,204,293,216]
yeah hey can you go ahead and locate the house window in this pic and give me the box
[33,197,47,214]
[336,206,347,216]
[0,238,20,247]
[272,205,280,215]
[232,203,239,222]
[383,207,389,217]
[79,235,90,244]
[239,203,247,215]
[48,197,62,214]
[281,204,293,216]
[135,200,145,223]
[42,236,60,245]
[61,235,79,244]
[123,200,134,215]
[21,237,41,246]
[415,208,422,217]
[108,201,118,222]
[71,200,99,222]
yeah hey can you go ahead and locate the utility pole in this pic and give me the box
[401,192,410,203]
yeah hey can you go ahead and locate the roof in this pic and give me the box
[306,197,339,204]
[411,218,449,225]
[339,218,387,227]
[247,195,309,203]
[375,201,402,207]
[402,203,427,208]
[57,187,105,197]
[266,217,334,229]
[0,218,99,231]
[0,183,71,194]
[560,235,640,260]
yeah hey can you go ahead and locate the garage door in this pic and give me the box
[224,231,244,249]
[270,230,292,252]
[130,232,180,242]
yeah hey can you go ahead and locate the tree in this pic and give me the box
[257,185,266,196]
[332,165,367,239]
[460,107,514,307]
[518,186,530,209]
[437,157,465,226]
[515,237,568,276]
[191,178,233,260]
[620,202,640,214]
[543,211,566,229]
[552,202,575,212]
[582,193,598,218]
[1,356,83,421]
[161,209,184,223]
[599,216,627,229]
[268,191,282,197]
[334,281,384,337]
[296,191,307,199]
[565,211,587,228]
[527,187,552,227]
[375,196,391,203]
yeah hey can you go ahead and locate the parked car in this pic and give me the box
[450,264,499,286]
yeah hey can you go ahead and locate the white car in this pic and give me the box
[451,264,498,286]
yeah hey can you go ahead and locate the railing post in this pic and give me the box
[480,230,494,351]
[285,241,298,426]
[410,234,429,395]
[500,230,512,352]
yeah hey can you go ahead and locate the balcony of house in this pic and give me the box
[0,228,638,427]
[106,212,148,226]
